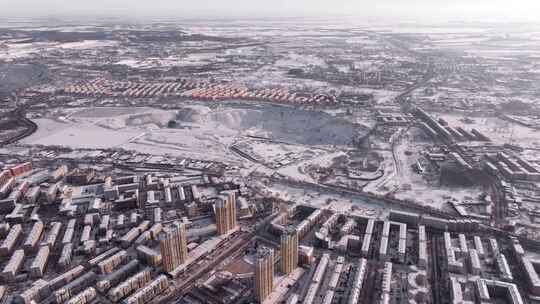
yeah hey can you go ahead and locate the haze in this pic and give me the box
[2,0,540,22]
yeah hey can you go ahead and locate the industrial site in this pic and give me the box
[1,13,540,304]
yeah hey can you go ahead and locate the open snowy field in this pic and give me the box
[0,40,118,61]
[22,103,367,163]
[22,118,142,149]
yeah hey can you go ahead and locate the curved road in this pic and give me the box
[0,107,37,146]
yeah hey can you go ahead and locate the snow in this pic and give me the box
[274,53,328,69]
[277,151,346,183]
[22,118,142,149]
[0,40,117,61]
[114,53,218,69]
[176,103,363,146]
[394,187,484,210]
[263,181,388,218]
[58,40,118,49]
[439,114,540,149]
[0,42,52,60]
[22,102,365,164]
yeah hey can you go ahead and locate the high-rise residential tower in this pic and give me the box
[225,191,237,230]
[280,227,299,274]
[254,246,274,303]
[215,192,237,235]
[159,222,188,272]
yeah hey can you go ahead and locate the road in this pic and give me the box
[430,233,443,304]
[156,213,280,303]
[389,44,508,226]
[380,127,410,193]
[487,174,506,227]
[0,107,37,146]
[156,233,252,304]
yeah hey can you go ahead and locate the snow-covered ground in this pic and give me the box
[22,118,142,149]
[0,40,118,61]
[276,151,346,183]
[23,103,366,164]
[114,52,218,69]
[440,114,540,149]
[262,181,388,218]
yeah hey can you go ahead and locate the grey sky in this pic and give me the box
[1,0,540,21]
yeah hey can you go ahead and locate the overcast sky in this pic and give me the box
[2,0,540,22]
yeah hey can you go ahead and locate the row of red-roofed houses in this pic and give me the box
[62,79,338,105]
[0,162,32,194]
